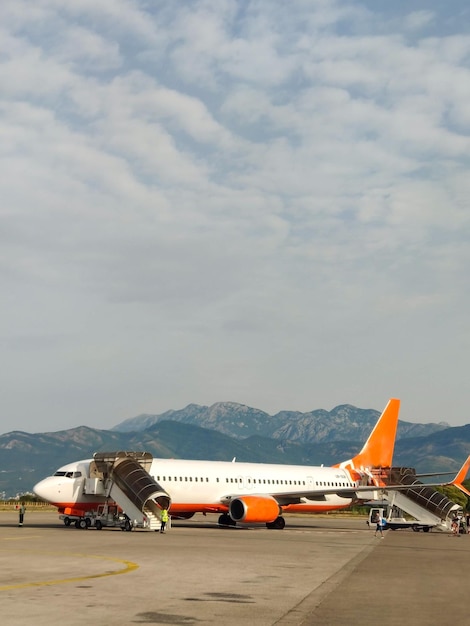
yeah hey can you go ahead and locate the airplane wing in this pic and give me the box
[219,456,470,507]
[218,485,420,508]
[414,472,457,478]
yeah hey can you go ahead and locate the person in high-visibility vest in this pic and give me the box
[160,508,169,533]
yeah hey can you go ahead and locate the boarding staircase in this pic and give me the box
[385,467,460,530]
[388,467,460,520]
[86,452,170,530]
[366,466,461,531]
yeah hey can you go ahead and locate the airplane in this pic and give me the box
[33,398,470,529]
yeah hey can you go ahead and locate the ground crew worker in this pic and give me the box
[18,502,25,527]
[160,508,169,533]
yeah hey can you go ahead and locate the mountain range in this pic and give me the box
[1,401,468,498]
[112,401,448,442]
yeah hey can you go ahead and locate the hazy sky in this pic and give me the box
[2,0,470,434]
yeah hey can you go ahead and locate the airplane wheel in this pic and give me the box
[63,517,71,526]
[266,516,285,530]
[95,520,102,530]
[218,514,236,527]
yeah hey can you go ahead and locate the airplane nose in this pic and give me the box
[33,478,51,501]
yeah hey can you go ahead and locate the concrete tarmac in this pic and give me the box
[0,511,467,625]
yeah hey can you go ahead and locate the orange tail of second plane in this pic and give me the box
[336,398,400,472]
[450,455,470,497]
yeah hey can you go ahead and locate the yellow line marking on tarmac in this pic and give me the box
[1,535,41,541]
[0,550,139,591]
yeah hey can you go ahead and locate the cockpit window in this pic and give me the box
[53,471,82,478]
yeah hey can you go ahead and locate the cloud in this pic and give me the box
[1,0,469,432]
[404,11,436,32]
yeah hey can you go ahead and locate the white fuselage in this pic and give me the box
[33,457,359,517]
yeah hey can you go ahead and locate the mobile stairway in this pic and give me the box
[83,451,171,531]
[365,467,462,532]
[385,467,462,531]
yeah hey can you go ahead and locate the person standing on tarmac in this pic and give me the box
[374,513,386,538]
[451,513,459,535]
[18,502,25,527]
[372,511,381,538]
[160,508,169,533]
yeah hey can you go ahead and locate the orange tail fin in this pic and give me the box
[336,398,400,471]
[450,455,470,497]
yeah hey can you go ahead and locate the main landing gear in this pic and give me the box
[218,513,237,527]
[266,516,285,529]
